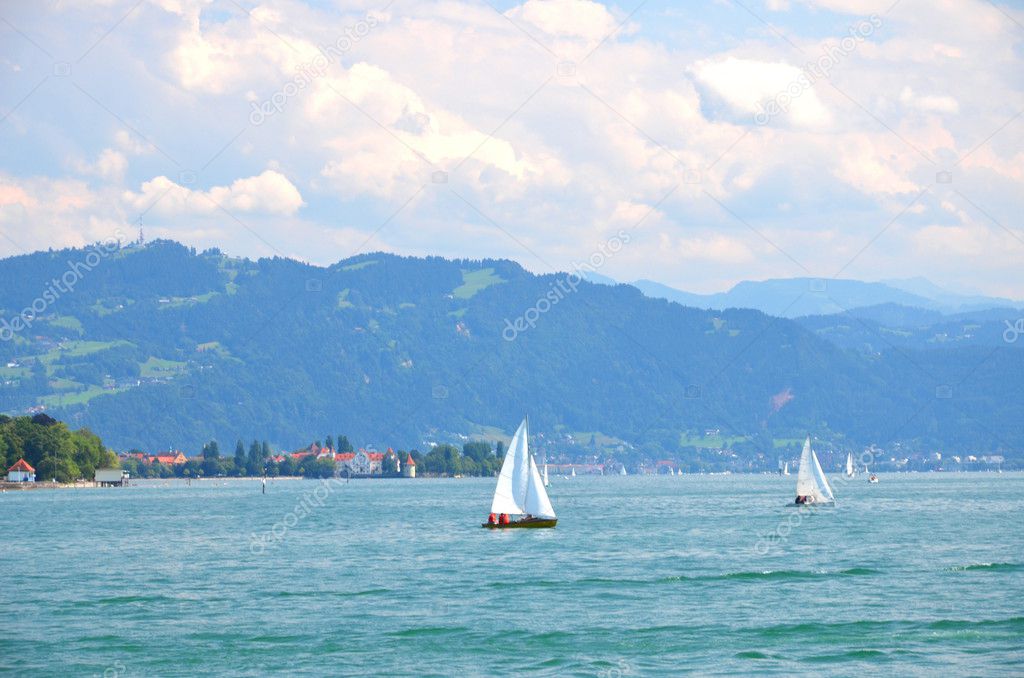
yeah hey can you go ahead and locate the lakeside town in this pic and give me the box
[4,433,1012,492]
[0,409,1014,492]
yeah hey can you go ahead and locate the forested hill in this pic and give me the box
[0,241,1019,459]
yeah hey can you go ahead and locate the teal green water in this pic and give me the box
[2,473,1022,676]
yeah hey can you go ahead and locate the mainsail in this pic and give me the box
[796,437,835,504]
[490,418,556,519]
[845,452,855,478]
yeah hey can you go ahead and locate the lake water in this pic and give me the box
[2,473,1022,676]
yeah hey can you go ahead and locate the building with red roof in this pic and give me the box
[7,458,36,482]
[403,453,416,478]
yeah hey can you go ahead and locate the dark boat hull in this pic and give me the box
[481,517,557,529]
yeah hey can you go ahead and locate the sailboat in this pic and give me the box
[782,462,790,476]
[845,452,855,478]
[542,463,550,487]
[570,467,576,478]
[619,466,627,476]
[794,437,835,505]
[867,465,879,483]
[483,418,557,528]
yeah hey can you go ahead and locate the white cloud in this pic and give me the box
[899,87,959,114]
[1,0,1022,296]
[508,0,620,41]
[692,57,831,127]
[0,175,126,251]
[123,170,304,216]
[74,148,128,181]
[114,130,154,156]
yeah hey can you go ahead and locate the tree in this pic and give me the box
[247,440,262,475]
[202,440,220,459]
[382,451,400,476]
[201,439,222,476]
[462,441,492,463]
[325,435,334,451]
[337,435,353,453]
[233,440,246,473]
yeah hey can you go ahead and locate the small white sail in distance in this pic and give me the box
[542,463,550,487]
[845,452,855,478]
[490,418,556,519]
[796,437,835,504]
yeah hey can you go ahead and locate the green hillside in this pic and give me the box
[0,241,1019,462]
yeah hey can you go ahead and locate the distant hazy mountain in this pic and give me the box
[795,303,1024,354]
[621,277,1019,318]
[881,277,1020,312]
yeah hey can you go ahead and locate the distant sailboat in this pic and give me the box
[543,463,550,487]
[570,467,576,478]
[845,452,855,478]
[794,437,835,505]
[619,466,627,476]
[867,465,879,483]
[483,418,557,528]
[782,462,790,476]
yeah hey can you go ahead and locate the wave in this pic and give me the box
[267,587,390,599]
[708,567,879,582]
[803,649,890,663]
[946,562,1024,573]
[389,626,472,638]
[71,594,178,607]
[927,617,1024,631]
[756,617,1024,640]
[484,567,880,590]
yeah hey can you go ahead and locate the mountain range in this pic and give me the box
[0,241,1020,461]
[583,273,1020,318]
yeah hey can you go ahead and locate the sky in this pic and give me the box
[0,0,1022,297]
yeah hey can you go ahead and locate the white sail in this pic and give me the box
[490,419,530,515]
[845,452,855,478]
[542,464,550,487]
[489,418,556,518]
[783,462,790,476]
[796,437,835,504]
[571,467,576,477]
[619,466,627,476]
[525,453,556,518]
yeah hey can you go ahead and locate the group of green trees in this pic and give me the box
[0,413,117,482]
[119,437,506,480]
[417,441,502,476]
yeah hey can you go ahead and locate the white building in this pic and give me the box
[7,459,36,482]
